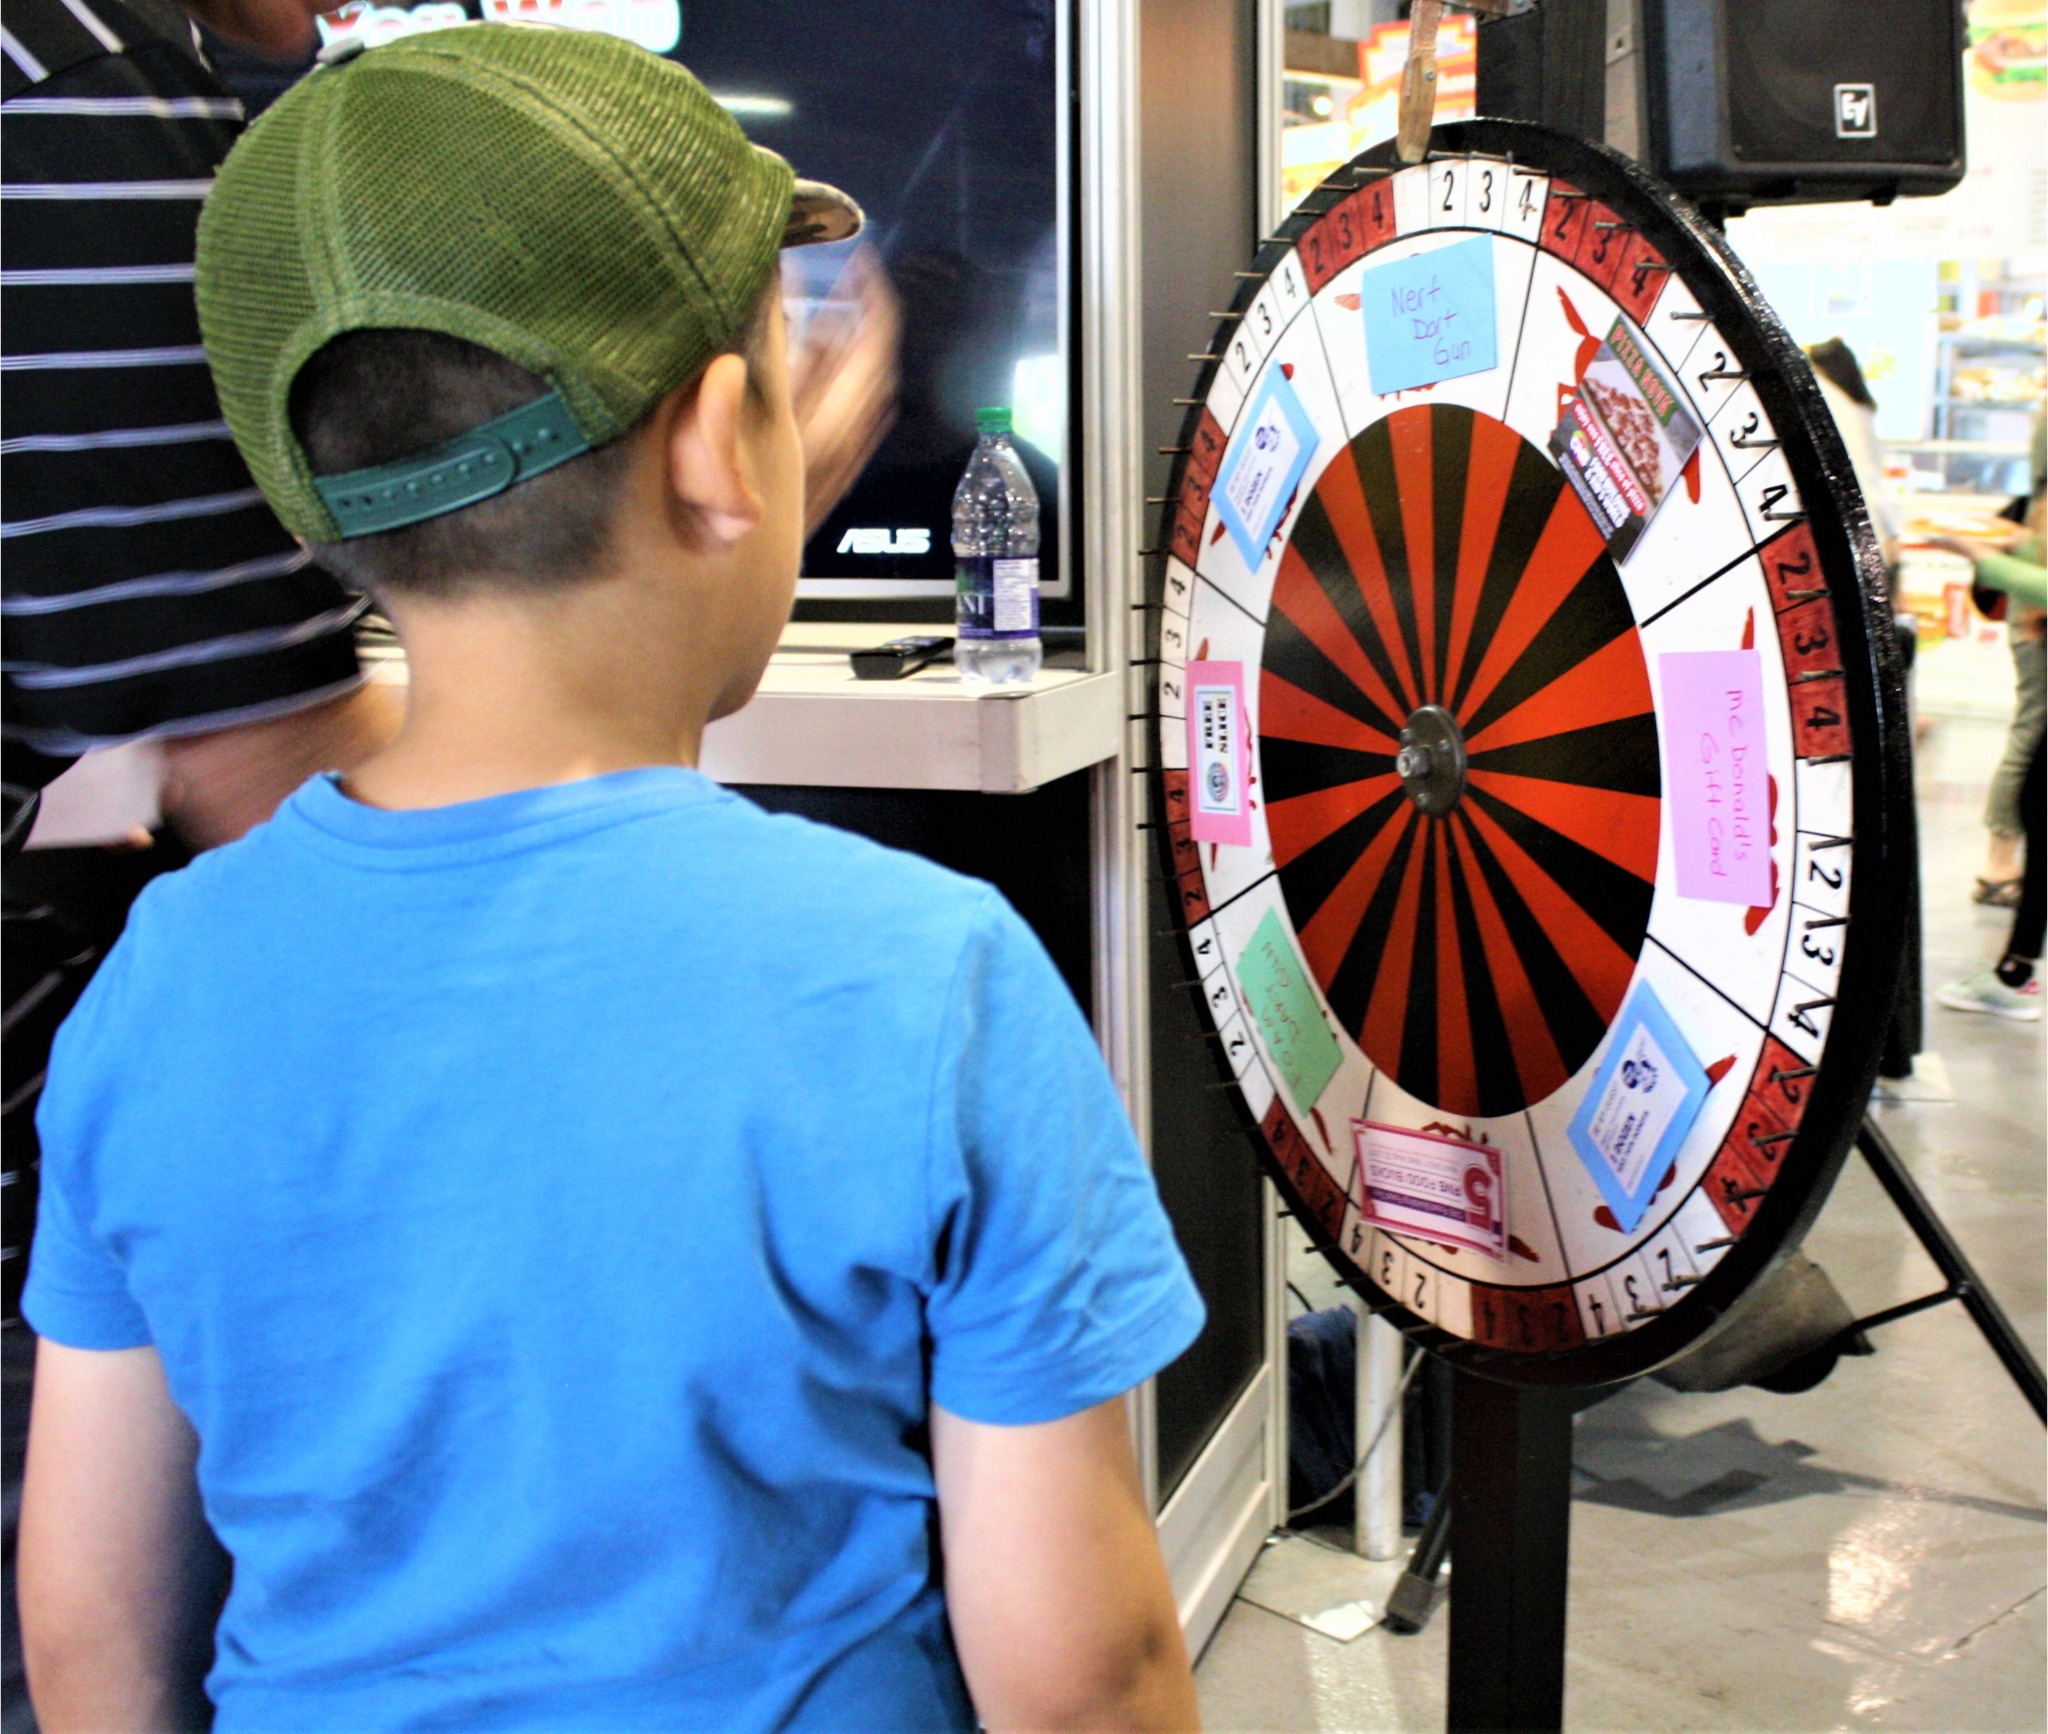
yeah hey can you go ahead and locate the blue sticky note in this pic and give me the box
[1213,367,1319,568]
[1566,983,1709,1236]
[1361,235,1499,396]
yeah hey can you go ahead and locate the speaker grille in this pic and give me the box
[1727,0,1960,167]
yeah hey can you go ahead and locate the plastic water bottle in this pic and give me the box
[953,406,1042,686]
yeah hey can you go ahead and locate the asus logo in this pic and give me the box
[836,526,933,555]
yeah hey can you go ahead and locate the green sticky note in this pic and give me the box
[1235,910,1343,1115]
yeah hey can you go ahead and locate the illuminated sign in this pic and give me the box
[317,0,682,56]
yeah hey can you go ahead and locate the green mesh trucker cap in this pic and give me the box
[194,23,861,543]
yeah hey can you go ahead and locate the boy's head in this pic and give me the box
[195,24,858,624]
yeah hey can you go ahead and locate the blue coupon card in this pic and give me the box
[1566,983,1709,1236]
[1362,234,1499,396]
[1213,367,1319,567]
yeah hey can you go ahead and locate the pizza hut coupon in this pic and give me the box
[1551,316,1702,562]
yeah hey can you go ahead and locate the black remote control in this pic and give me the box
[849,636,955,680]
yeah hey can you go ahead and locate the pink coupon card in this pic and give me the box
[1657,649,1772,907]
[1185,660,1253,846]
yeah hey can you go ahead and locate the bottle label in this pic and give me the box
[956,555,1040,639]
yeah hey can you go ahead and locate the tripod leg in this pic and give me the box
[1447,1371,1574,1734]
[1381,1481,1452,1635]
[1857,1115,2046,1422]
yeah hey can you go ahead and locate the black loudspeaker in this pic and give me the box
[1477,0,1966,216]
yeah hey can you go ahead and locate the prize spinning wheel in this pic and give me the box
[1149,120,1910,1384]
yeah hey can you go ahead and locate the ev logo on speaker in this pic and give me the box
[1833,83,1877,140]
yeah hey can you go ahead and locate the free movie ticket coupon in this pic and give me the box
[1350,1121,1508,1265]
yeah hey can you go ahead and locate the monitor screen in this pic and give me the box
[210,0,1068,609]
[680,1,1065,605]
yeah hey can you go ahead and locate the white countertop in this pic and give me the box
[699,623,1122,793]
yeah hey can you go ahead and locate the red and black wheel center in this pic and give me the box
[1259,404,1661,1117]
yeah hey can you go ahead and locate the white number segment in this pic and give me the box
[1498,248,1624,455]
[1636,564,1799,1026]
[1671,1186,1736,1278]
[1706,381,1782,486]
[1769,970,1834,1065]
[1223,249,1312,398]
[1640,269,1712,378]
[1784,905,1847,1002]
[1358,1071,1572,1288]
[1733,446,1805,545]
[1429,155,1469,227]
[1500,166,1551,245]
[1575,1272,1628,1340]
[1459,156,1515,233]
[1200,341,1250,435]
[1794,756,1853,838]
[1635,1217,1704,1315]
[1679,328,1747,426]
[1525,942,1765,1283]
[1790,828,1851,912]
[1191,319,1348,623]
[1311,228,1535,434]
[1603,1252,1666,1327]
[1390,163,1433,236]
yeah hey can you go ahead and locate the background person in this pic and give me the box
[1926,478,2047,1019]
[2,1,400,1721]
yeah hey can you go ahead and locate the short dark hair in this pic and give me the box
[1805,337,1875,411]
[289,291,774,598]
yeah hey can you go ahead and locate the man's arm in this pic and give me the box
[932,1396,1200,1734]
[19,1341,227,1733]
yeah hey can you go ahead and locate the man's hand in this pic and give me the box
[174,0,322,56]
[160,678,401,849]
[19,1341,227,1733]
[933,1396,1200,1733]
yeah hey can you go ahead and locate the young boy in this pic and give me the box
[17,25,1206,1732]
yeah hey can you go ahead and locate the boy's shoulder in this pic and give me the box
[120,770,1005,975]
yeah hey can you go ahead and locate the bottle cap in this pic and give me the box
[975,406,1013,434]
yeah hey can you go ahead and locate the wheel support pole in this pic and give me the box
[1446,1371,1575,1734]
[1856,1115,2046,1422]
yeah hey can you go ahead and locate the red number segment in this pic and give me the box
[1300,188,1371,293]
[1572,201,1630,292]
[1187,408,1228,487]
[1260,1098,1348,1240]
[1790,673,1851,759]
[1704,1038,1809,1233]
[1160,771,1211,921]
[1752,1035,1815,1116]
[1539,179,1591,261]
[1610,231,1672,325]
[1354,176,1398,255]
[1759,521,1823,613]
[1170,472,1211,567]
[1171,409,1228,566]
[1775,596,1841,679]
[1472,1283,1587,1352]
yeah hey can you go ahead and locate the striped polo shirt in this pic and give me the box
[2,0,365,826]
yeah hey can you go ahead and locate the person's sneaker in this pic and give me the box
[1936,968,2043,1021]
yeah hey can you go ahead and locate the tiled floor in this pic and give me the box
[1196,713,2047,1733]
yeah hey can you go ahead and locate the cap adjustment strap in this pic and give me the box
[312,389,592,538]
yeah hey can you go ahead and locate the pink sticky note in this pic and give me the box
[1658,649,1772,906]
[1186,660,1253,846]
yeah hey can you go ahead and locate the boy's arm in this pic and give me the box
[19,1340,227,1734]
[933,1395,1200,1734]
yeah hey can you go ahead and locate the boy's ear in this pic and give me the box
[663,354,763,548]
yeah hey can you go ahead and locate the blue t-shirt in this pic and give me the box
[25,768,1203,1733]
